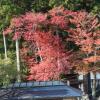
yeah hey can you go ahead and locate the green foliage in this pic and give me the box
[0,0,34,30]
[49,0,85,10]
[92,3,100,14]
[49,0,100,13]
[49,0,67,8]
[32,0,51,12]
[0,56,17,86]
[0,0,31,85]
[0,1,18,30]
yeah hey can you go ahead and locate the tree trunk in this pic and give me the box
[3,34,7,59]
[16,39,21,82]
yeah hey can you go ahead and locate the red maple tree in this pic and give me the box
[68,11,100,72]
[5,7,74,81]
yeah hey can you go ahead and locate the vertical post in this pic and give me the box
[77,97,81,100]
[87,72,93,100]
[92,73,96,99]
[3,34,7,59]
[87,54,93,100]
[92,46,98,99]
[16,39,21,82]
[67,80,70,86]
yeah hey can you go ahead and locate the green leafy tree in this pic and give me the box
[0,52,17,86]
[0,0,33,85]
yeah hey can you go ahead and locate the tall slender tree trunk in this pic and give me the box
[3,32,9,84]
[3,34,7,59]
[16,39,21,82]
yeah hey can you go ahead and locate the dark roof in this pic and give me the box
[0,81,82,100]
